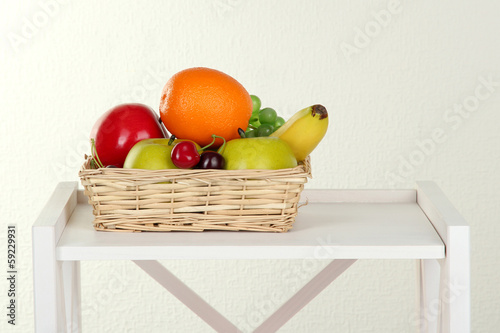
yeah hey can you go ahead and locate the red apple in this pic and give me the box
[90,103,168,167]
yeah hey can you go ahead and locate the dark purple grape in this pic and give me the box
[106,165,118,168]
[198,151,225,169]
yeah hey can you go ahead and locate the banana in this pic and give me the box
[270,104,328,161]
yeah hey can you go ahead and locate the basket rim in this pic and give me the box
[79,154,312,179]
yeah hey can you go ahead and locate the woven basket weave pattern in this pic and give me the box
[79,156,311,232]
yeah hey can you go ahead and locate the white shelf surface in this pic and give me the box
[55,190,444,260]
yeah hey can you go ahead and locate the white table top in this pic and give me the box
[55,191,444,260]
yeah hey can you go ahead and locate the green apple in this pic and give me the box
[123,138,199,169]
[221,137,297,170]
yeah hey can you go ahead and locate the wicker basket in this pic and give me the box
[79,155,311,232]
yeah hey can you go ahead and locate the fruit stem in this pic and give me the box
[216,135,227,155]
[90,138,104,169]
[168,135,176,146]
[312,104,328,119]
[217,135,226,154]
[199,136,216,151]
[199,134,226,153]
[238,128,246,138]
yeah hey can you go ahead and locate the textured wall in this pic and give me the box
[1,0,499,332]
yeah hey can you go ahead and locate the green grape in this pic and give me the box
[250,95,261,113]
[245,129,256,138]
[259,108,277,125]
[256,124,275,137]
[249,110,261,128]
[274,116,285,129]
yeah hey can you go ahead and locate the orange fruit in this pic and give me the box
[159,67,253,147]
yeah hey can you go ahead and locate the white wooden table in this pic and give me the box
[32,181,470,333]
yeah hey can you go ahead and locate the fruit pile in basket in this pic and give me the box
[89,67,328,171]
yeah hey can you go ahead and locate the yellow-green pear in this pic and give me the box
[123,138,199,170]
[221,137,297,170]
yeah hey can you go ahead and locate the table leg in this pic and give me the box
[33,259,82,332]
[418,259,442,333]
[440,228,470,333]
[418,246,470,333]
[33,224,66,332]
[416,181,470,333]
[33,182,79,332]
[61,261,82,333]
